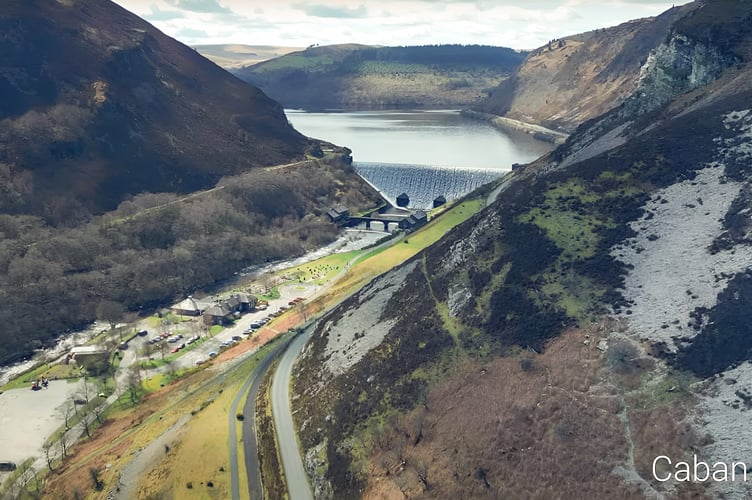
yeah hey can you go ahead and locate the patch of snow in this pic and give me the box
[322,261,417,377]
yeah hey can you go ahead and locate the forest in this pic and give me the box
[0,156,381,364]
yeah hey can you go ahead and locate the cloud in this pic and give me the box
[166,0,232,14]
[175,26,211,38]
[293,3,369,18]
[143,4,185,21]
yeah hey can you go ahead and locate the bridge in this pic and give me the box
[346,216,405,232]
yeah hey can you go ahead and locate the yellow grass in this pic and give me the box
[323,199,482,302]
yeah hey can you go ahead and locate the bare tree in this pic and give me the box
[77,376,93,404]
[59,429,68,458]
[96,300,125,330]
[42,440,56,472]
[58,402,74,430]
[80,408,91,438]
[127,367,142,404]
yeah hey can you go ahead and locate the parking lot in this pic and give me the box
[0,378,84,465]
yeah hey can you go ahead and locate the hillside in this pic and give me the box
[0,0,310,224]
[0,1,384,365]
[234,44,526,110]
[193,44,304,69]
[471,4,695,133]
[291,1,752,498]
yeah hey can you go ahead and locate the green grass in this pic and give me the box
[1,363,84,391]
[290,250,359,284]
[255,54,335,72]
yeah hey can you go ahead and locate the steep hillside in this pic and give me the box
[235,44,526,110]
[291,1,752,498]
[472,4,695,133]
[0,0,310,224]
[0,1,385,365]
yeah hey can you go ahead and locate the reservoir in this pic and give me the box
[286,109,553,208]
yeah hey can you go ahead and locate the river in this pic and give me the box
[287,109,553,208]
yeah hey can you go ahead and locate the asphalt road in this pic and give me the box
[272,329,314,500]
[227,338,292,500]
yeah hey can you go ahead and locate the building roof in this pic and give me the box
[204,304,232,317]
[71,345,108,355]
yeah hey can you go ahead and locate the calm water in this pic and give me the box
[287,109,553,208]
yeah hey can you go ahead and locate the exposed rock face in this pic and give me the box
[551,28,737,172]
[291,2,752,499]
[634,33,735,112]
[0,0,309,222]
[472,5,694,133]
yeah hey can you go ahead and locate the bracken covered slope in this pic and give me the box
[0,0,310,223]
[471,3,696,133]
[292,1,752,498]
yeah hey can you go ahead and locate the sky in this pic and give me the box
[113,0,684,50]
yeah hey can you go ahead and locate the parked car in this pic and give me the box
[137,329,148,336]
[232,335,242,342]
[171,345,181,353]
[118,342,128,350]
[0,461,17,471]
[195,359,205,366]
[208,351,218,357]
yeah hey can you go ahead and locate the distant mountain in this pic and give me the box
[0,0,310,224]
[234,44,527,110]
[193,44,304,69]
[472,4,694,133]
[291,1,752,498]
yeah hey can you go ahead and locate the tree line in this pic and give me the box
[0,157,381,364]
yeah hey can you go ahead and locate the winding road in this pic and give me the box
[228,338,292,500]
[272,329,314,500]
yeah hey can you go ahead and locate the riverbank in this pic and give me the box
[461,109,569,145]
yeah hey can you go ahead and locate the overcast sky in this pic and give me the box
[114,0,684,50]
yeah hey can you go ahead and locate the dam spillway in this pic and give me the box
[354,161,506,209]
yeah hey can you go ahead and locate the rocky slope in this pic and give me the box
[235,44,525,110]
[471,4,695,133]
[0,0,310,223]
[291,1,752,498]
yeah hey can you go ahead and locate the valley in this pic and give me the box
[5,0,752,499]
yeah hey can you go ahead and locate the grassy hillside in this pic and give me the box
[235,44,526,110]
[0,0,309,223]
[291,2,752,497]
